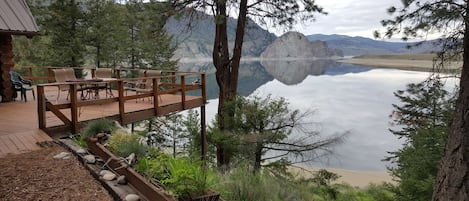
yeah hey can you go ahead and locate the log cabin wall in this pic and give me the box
[0,34,14,102]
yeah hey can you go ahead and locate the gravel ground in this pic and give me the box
[0,142,113,201]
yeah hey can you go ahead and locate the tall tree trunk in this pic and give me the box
[213,0,248,168]
[432,12,469,200]
[254,142,263,172]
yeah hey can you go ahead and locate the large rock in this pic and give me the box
[260,31,343,59]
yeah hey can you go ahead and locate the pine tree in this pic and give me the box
[44,0,87,67]
[84,0,128,68]
[386,77,455,201]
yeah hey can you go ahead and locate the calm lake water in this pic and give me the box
[179,60,454,171]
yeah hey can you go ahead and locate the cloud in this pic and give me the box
[273,0,399,38]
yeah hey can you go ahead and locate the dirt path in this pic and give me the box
[0,143,113,201]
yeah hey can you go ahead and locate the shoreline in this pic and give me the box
[289,165,394,188]
[338,58,462,73]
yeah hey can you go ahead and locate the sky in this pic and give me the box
[268,0,399,39]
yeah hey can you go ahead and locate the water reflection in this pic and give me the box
[179,59,371,99]
[179,60,439,170]
[178,61,273,99]
[261,59,337,85]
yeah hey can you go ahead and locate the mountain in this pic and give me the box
[165,12,277,60]
[306,34,439,56]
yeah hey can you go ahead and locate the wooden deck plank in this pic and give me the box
[0,138,9,155]
[9,134,29,152]
[0,135,21,154]
[17,132,41,150]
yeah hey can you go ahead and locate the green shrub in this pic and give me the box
[107,130,147,157]
[216,166,314,201]
[81,118,116,139]
[70,134,87,148]
[161,157,218,200]
[135,153,171,181]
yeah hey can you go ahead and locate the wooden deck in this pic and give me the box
[0,70,207,158]
[0,96,53,157]
[38,73,206,135]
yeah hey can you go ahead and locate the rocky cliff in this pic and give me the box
[260,31,343,59]
[165,12,276,60]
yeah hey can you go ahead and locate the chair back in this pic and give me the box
[53,69,66,82]
[53,69,69,91]
[133,70,146,87]
[95,68,112,78]
[10,71,22,83]
[10,71,22,89]
[63,68,77,81]
[143,70,161,89]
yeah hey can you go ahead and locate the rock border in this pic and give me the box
[58,139,175,201]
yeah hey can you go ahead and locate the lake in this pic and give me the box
[179,60,453,171]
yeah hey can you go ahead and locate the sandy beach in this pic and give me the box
[338,54,462,72]
[289,165,394,188]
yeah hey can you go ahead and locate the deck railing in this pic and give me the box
[16,66,183,83]
[36,71,207,135]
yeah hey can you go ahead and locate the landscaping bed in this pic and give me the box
[0,142,113,201]
[59,138,175,201]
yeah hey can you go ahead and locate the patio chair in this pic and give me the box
[124,70,146,96]
[63,68,77,81]
[135,70,162,102]
[53,69,70,100]
[10,71,35,102]
[94,68,114,97]
[125,70,162,102]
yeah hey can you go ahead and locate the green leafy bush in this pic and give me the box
[161,157,218,200]
[70,134,87,148]
[81,118,116,139]
[107,130,147,157]
[135,153,171,181]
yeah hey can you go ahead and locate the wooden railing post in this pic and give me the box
[47,67,53,83]
[115,69,121,79]
[91,68,96,78]
[201,73,206,104]
[37,85,46,129]
[118,80,125,123]
[153,77,159,115]
[171,72,176,85]
[70,84,79,133]
[28,67,33,79]
[201,105,206,161]
[181,75,186,109]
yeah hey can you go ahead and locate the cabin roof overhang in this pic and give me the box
[0,0,40,37]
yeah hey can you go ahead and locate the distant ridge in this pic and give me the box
[306,34,440,56]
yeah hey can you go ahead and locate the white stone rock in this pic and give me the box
[102,173,116,181]
[125,194,140,201]
[99,170,113,176]
[83,155,96,164]
[76,148,87,154]
[126,153,136,165]
[117,175,127,185]
[53,152,70,159]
